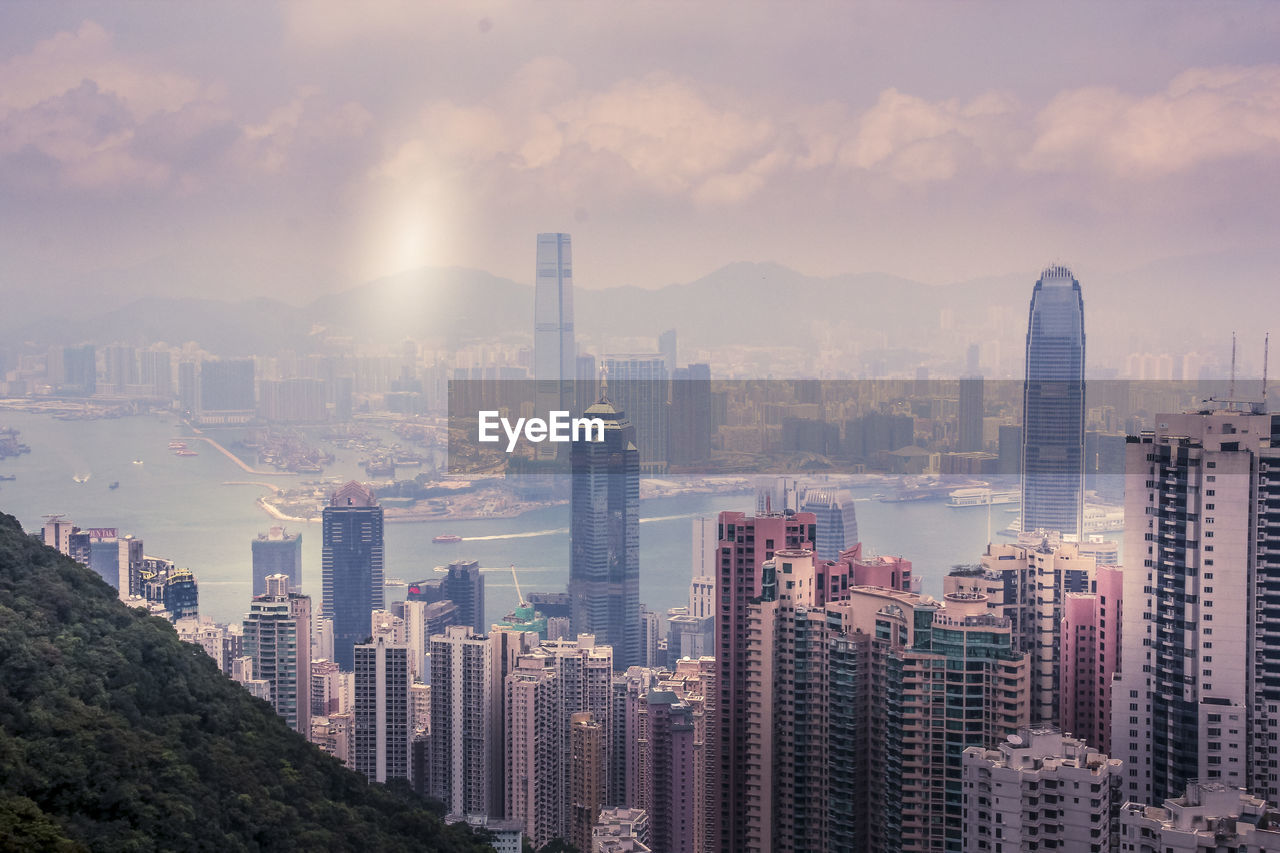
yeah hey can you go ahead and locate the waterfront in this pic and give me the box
[2,409,1008,629]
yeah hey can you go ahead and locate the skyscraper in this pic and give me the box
[430,625,505,820]
[714,509,816,853]
[535,232,575,419]
[1113,408,1280,807]
[602,355,669,474]
[798,487,859,562]
[1020,265,1085,538]
[354,635,410,783]
[251,526,302,596]
[322,481,384,669]
[570,394,640,669]
[242,574,312,734]
[957,374,984,452]
[443,559,485,635]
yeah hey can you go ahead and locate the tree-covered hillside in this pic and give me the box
[0,512,493,852]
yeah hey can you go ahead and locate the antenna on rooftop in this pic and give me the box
[1263,332,1271,412]
[1229,331,1238,401]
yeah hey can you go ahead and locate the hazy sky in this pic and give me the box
[3,2,1279,305]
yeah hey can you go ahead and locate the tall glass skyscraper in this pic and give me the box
[322,481,384,669]
[569,393,640,669]
[535,233,575,417]
[1020,265,1085,539]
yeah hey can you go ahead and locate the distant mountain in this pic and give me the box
[6,247,1277,361]
[0,512,494,852]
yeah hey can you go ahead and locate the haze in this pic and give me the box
[2,1,1279,314]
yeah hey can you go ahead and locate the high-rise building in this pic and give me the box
[1020,265,1086,538]
[61,344,96,396]
[635,691,698,853]
[505,655,563,847]
[602,355,669,474]
[198,357,256,423]
[799,487,859,562]
[322,481,384,670]
[738,557,1030,853]
[669,364,712,468]
[443,559,485,635]
[1119,781,1280,851]
[570,711,607,853]
[1113,409,1280,807]
[1061,563,1122,754]
[958,374,984,452]
[714,509,815,853]
[430,625,503,820]
[242,574,312,734]
[535,232,576,420]
[658,329,677,374]
[353,635,410,783]
[961,726,1123,853]
[570,395,641,669]
[251,526,302,596]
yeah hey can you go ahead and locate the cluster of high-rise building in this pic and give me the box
[30,245,1280,853]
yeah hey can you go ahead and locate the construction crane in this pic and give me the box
[509,564,527,608]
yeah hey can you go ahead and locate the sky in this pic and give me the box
[2,1,1279,307]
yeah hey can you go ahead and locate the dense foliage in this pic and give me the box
[0,513,494,852]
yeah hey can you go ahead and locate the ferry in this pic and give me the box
[168,441,187,450]
[947,487,1020,507]
[1004,505,1124,535]
[432,533,463,544]
[175,449,199,457]
[109,481,120,490]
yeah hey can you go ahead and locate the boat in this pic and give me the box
[72,473,90,484]
[432,533,463,544]
[109,481,120,490]
[168,441,187,450]
[175,449,198,457]
[132,459,144,465]
[947,487,1020,507]
[0,474,15,482]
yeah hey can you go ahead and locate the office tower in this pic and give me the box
[61,344,96,396]
[799,487,859,561]
[322,481,384,670]
[1020,265,1086,538]
[669,364,712,468]
[139,558,200,621]
[602,355,669,474]
[714,509,815,853]
[535,232,576,419]
[242,574,312,734]
[1114,409,1280,807]
[353,635,410,783]
[997,423,1022,477]
[688,574,714,620]
[178,360,198,413]
[1061,563,1122,754]
[658,329,677,374]
[665,610,712,667]
[571,711,607,853]
[576,353,598,417]
[958,374,984,452]
[402,599,458,679]
[82,532,145,599]
[430,626,502,819]
[442,559,485,635]
[251,526,302,596]
[198,357,256,422]
[570,395,641,669]
[1119,782,1280,849]
[961,727,1123,852]
[41,516,76,554]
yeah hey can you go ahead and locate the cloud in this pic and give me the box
[0,21,370,194]
[1023,65,1280,176]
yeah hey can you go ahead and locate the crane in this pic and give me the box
[509,564,527,608]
